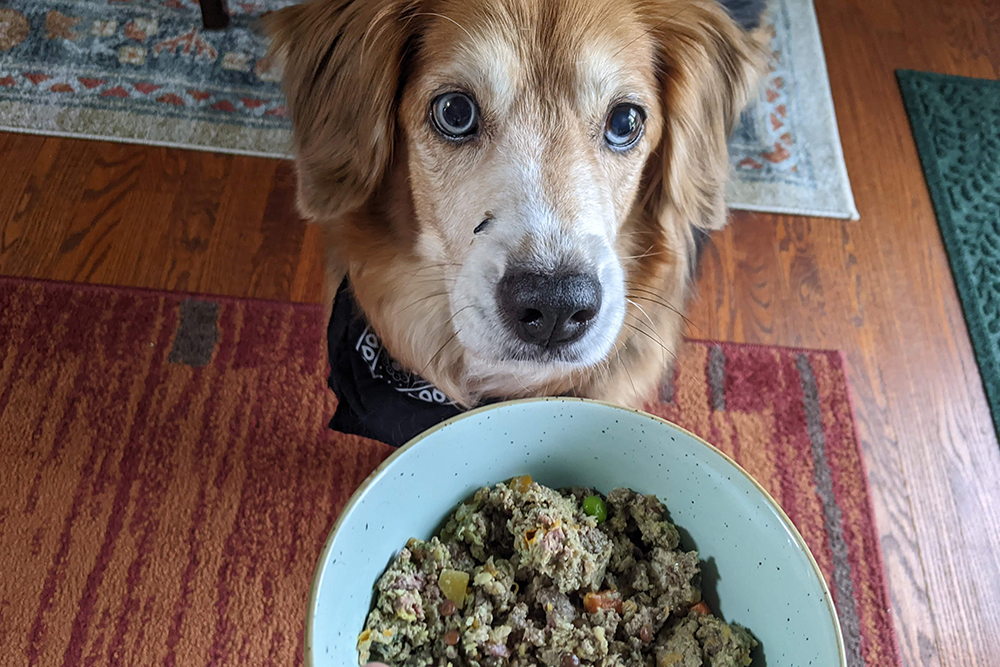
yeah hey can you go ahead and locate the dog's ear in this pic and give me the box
[640,0,767,232]
[265,0,419,222]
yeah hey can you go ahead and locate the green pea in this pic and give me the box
[582,495,607,523]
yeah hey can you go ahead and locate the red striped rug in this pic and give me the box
[0,277,900,667]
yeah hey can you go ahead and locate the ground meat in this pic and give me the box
[648,547,701,612]
[657,616,704,667]
[357,479,757,667]
[535,586,577,627]
[696,614,757,667]
[655,612,758,667]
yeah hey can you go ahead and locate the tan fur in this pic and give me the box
[266,0,766,408]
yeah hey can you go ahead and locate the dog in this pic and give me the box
[266,0,768,444]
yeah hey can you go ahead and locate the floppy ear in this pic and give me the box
[265,0,419,222]
[641,0,767,231]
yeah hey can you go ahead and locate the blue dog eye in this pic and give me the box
[432,93,479,139]
[604,103,645,149]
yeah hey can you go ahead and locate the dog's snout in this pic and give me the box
[498,272,602,348]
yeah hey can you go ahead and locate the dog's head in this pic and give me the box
[268,0,765,404]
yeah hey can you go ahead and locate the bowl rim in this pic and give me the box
[305,396,848,667]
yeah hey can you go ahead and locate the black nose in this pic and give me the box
[498,272,602,348]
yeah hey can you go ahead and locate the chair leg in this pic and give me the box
[199,0,230,30]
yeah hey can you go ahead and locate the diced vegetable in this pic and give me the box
[690,601,711,615]
[357,629,373,662]
[438,569,469,607]
[583,589,623,614]
[443,629,460,646]
[509,475,534,493]
[582,495,607,523]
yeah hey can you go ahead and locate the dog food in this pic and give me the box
[357,477,756,666]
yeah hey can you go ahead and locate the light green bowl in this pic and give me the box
[307,398,846,667]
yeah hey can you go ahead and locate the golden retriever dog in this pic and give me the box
[266,0,767,441]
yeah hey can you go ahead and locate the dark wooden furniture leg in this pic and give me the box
[199,0,230,30]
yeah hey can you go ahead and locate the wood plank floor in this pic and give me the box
[1,0,999,665]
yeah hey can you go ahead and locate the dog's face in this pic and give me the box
[268,0,763,404]
[397,2,664,383]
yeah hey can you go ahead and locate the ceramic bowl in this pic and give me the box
[307,398,846,667]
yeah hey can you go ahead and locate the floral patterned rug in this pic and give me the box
[0,0,858,219]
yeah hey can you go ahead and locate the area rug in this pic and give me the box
[897,70,1000,443]
[0,0,858,219]
[0,276,898,666]
[726,0,858,219]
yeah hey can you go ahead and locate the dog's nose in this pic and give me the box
[498,272,602,348]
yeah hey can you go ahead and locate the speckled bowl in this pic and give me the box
[307,398,846,667]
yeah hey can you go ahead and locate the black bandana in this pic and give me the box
[326,279,468,446]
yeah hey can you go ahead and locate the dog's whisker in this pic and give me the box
[625,308,673,366]
[360,5,397,66]
[407,277,457,289]
[619,244,668,262]
[403,12,475,43]
[421,329,461,377]
[409,261,461,268]
[444,304,474,326]
[610,7,690,61]
[625,285,691,316]
[614,342,639,402]
[625,279,671,292]
[595,357,613,387]
[510,370,530,394]
[627,294,698,332]
[625,289,684,315]
[405,262,461,276]
[614,231,649,244]
[399,291,448,313]
[604,354,617,385]
[625,318,676,362]
[626,289,679,307]
[406,271,457,281]
[620,251,667,262]
[626,297,657,331]
[404,271,458,284]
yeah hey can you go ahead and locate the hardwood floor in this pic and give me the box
[0,135,326,302]
[1,0,999,665]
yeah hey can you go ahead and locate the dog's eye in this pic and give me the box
[604,103,645,149]
[431,92,479,139]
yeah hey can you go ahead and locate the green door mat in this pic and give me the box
[897,70,1000,438]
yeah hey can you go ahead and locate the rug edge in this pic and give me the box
[684,337,853,356]
[793,0,861,221]
[726,201,859,220]
[0,274,325,310]
[832,349,905,665]
[0,122,293,160]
